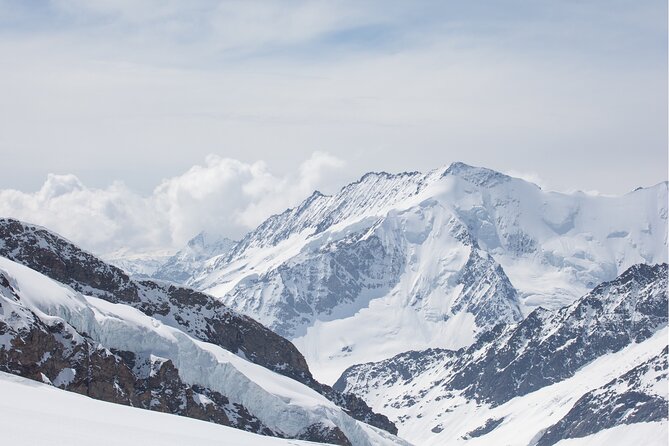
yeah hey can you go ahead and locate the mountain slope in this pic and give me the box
[334,263,668,445]
[0,218,397,436]
[178,163,666,382]
[537,346,668,446]
[0,255,407,445]
[0,218,312,384]
[0,370,331,446]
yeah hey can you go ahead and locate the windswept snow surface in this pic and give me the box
[0,371,326,446]
[0,256,408,446]
[185,164,667,383]
[553,421,668,446]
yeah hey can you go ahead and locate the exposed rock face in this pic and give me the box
[335,263,668,443]
[451,248,522,330]
[299,423,352,446]
[0,218,311,383]
[0,218,396,436]
[320,386,398,435]
[463,418,505,439]
[448,263,668,406]
[222,228,408,338]
[536,347,669,446]
[0,256,413,446]
[339,264,668,406]
[0,274,276,436]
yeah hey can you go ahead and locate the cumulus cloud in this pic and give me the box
[0,152,344,255]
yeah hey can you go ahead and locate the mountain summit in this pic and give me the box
[151,163,665,383]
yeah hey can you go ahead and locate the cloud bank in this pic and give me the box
[0,0,666,197]
[0,152,344,254]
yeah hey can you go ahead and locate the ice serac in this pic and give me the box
[0,256,408,446]
[334,263,668,445]
[0,218,311,383]
[185,163,666,382]
[0,272,275,436]
[0,218,397,436]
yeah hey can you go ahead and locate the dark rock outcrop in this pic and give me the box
[537,347,668,446]
[448,263,668,406]
[0,278,276,436]
[337,263,668,440]
[0,218,396,435]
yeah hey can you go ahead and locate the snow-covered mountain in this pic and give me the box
[334,263,669,445]
[153,231,237,283]
[103,248,174,278]
[105,231,236,283]
[0,218,402,445]
[174,163,666,383]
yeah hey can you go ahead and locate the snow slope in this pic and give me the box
[0,256,408,446]
[335,328,667,446]
[152,231,236,284]
[0,371,325,446]
[334,264,669,445]
[105,231,236,283]
[0,217,398,435]
[181,163,666,383]
[553,421,667,446]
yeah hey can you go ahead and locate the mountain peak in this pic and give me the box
[186,231,236,250]
[443,162,512,187]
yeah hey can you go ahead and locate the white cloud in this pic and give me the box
[0,0,665,198]
[0,152,344,254]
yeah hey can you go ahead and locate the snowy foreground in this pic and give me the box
[1,369,665,446]
[0,371,324,446]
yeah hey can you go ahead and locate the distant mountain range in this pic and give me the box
[2,162,667,445]
[111,163,667,384]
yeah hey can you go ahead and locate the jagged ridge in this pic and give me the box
[0,218,397,435]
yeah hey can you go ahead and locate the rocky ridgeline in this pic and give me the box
[0,270,354,444]
[537,347,668,446]
[335,263,668,443]
[0,218,396,439]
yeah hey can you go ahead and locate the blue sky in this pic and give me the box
[0,0,666,252]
